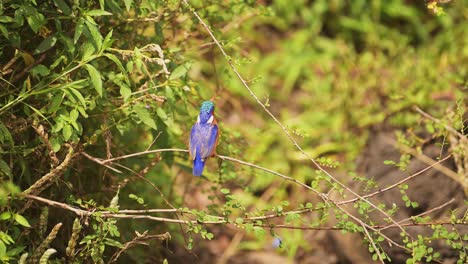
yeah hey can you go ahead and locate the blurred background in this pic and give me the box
[0,0,466,263]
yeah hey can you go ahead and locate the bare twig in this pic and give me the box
[109,231,171,263]
[81,152,122,173]
[379,199,456,231]
[338,155,452,205]
[24,194,465,232]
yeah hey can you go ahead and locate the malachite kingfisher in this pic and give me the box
[189,101,219,176]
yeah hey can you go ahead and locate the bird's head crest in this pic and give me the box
[198,101,215,124]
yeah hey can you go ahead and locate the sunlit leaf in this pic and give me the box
[62,124,72,141]
[86,10,112,16]
[53,0,71,15]
[133,105,157,130]
[83,64,103,97]
[13,214,30,228]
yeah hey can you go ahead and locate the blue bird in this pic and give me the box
[189,101,219,176]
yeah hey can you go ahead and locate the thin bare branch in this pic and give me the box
[338,155,452,205]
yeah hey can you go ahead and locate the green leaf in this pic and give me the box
[86,10,113,17]
[205,232,214,240]
[70,109,79,121]
[0,16,14,23]
[0,25,8,39]
[53,0,71,15]
[23,4,46,33]
[83,64,103,97]
[169,62,191,80]
[81,42,96,61]
[62,124,72,141]
[0,159,12,178]
[103,53,128,81]
[119,84,132,101]
[0,212,12,221]
[13,214,30,228]
[30,64,50,77]
[34,36,57,54]
[104,238,124,248]
[157,108,168,120]
[133,105,157,130]
[123,0,133,11]
[66,88,87,107]
[102,30,113,51]
[220,188,230,194]
[84,20,103,50]
[74,19,85,44]
[50,137,62,152]
[0,241,6,257]
[0,122,13,145]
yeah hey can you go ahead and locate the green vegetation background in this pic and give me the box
[0,0,466,263]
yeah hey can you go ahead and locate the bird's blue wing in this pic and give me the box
[202,124,218,158]
[189,123,218,160]
[189,125,199,160]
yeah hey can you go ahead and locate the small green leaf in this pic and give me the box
[133,105,157,130]
[0,212,12,221]
[0,16,14,23]
[70,109,79,121]
[103,53,128,81]
[34,36,57,54]
[220,188,230,194]
[102,30,113,50]
[62,124,72,141]
[157,108,168,120]
[84,20,103,50]
[30,64,50,77]
[123,0,133,11]
[104,238,124,248]
[119,85,132,101]
[0,25,8,38]
[74,19,85,44]
[169,62,191,80]
[67,87,87,107]
[14,214,31,227]
[86,10,113,16]
[81,42,96,61]
[0,159,12,178]
[50,137,62,152]
[53,0,72,15]
[83,64,103,97]
[205,233,214,240]
[23,4,46,33]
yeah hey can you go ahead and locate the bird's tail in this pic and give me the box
[193,155,205,176]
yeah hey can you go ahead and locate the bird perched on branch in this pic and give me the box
[189,101,219,176]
